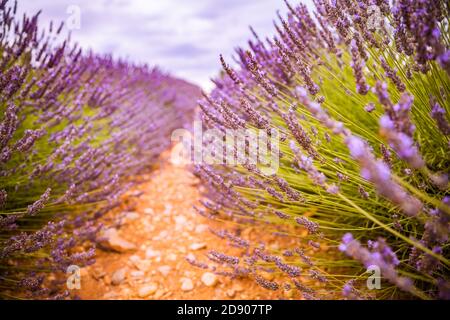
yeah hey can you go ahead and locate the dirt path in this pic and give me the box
[78,145,284,300]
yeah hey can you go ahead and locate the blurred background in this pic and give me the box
[18,0,312,91]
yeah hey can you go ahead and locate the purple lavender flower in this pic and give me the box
[345,135,422,216]
[207,250,240,265]
[430,101,450,135]
[254,274,279,290]
[339,233,415,293]
[27,188,51,216]
[295,216,319,234]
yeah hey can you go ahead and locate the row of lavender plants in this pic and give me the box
[0,0,199,298]
[194,0,449,299]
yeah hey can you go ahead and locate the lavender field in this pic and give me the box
[0,0,449,301]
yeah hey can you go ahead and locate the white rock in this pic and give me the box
[129,255,141,263]
[181,278,194,291]
[232,283,244,292]
[194,224,209,234]
[103,292,119,299]
[154,230,169,240]
[145,248,160,259]
[138,283,158,298]
[201,272,218,287]
[91,267,105,280]
[157,265,171,277]
[167,253,177,261]
[135,261,151,272]
[124,211,140,221]
[100,228,136,253]
[111,268,127,285]
[163,203,172,215]
[226,289,236,298]
[153,289,165,299]
[143,208,154,215]
[189,243,207,251]
[174,215,187,226]
[121,288,132,297]
[186,253,196,261]
[130,271,145,278]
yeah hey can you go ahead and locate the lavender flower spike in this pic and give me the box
[339,233,415,294]
[345,135,422,216]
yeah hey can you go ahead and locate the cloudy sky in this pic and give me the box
[18,0,313,90]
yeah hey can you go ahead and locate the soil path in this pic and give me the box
[78,145,283,300]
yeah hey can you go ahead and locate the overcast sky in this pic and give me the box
[18,0,313,90]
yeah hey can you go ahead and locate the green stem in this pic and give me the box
[336,192,449,267]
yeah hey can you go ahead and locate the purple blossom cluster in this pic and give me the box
[0,1,199,298]
[339,233,414,293]
[345,135,423,217]
[193,0,450,300]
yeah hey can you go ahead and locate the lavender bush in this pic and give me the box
[196,0,449,299]
[0,0,199,298]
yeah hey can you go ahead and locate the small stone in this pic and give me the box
[153,289,165,299]
[135,261,151,272]
[167,253,177,261]
[127,190,143,197]
[201,272,218,287]
[157,265,171,277]
[92,267,105,280]
[103,292,118,299]
[155,230,168,240]
[174,215,187,226]
[181,278,194,291]
[194,224,209,233]
[129,255,141,263]
[121,288,132,297]
[269,243,280,251]
[186,253,195,261]
[130,271,145,278]
[138,283,158,298]
[111,268,127,285]
[189,243,207,251]
[226,289,236,298]
[124,211,140,221]
[100,228,136,253]
[143,208,154,215]
[145,248,160,259]
[163,203,172,215]
[232,283,244,292]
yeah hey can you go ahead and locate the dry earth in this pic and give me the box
[77,145,296,300]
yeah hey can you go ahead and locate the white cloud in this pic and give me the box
[18,0,313,91]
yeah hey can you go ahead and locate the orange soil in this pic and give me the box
[77,147,295,300]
